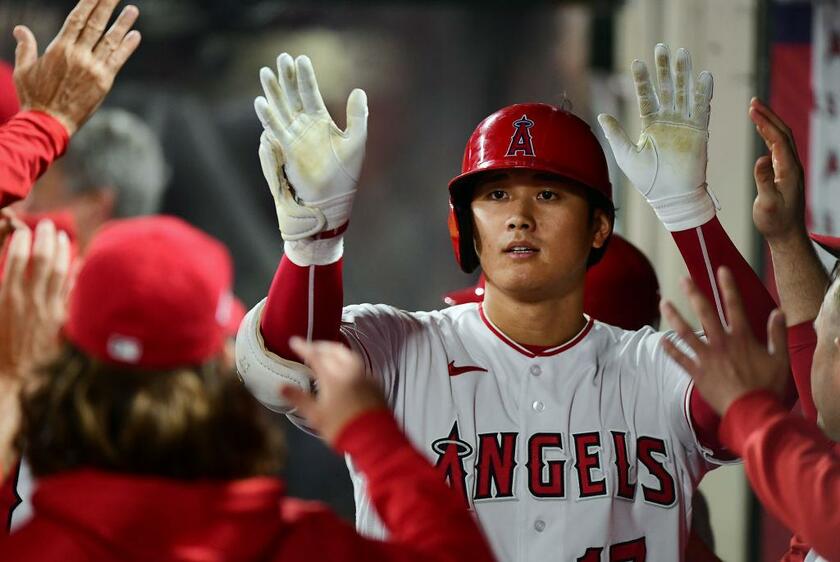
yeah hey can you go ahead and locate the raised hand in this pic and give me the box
[280,337,386,445]
[749,98,807,244]
[13,0,142,136]
[598,44,716,232]
[0,219,73,380]
[660,267,789,416]
[255,53,368,240]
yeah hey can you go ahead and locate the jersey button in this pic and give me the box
[529,365,541,376]
[534,519,546,532]
[532,400,545,412]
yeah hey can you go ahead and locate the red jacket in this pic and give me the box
[0,410,496,562]
[0,110,68,208]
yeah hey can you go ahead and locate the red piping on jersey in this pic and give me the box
[477,304,594,358]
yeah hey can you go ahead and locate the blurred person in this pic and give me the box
[0,0,141,209]
[21,108,169,251]
[238,45,789,561]
[0,215,496,562]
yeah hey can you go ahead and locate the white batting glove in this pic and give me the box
[598,44,718,232]
[255,53,368,243]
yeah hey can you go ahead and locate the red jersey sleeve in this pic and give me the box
[720,390,840,561]
[0,111,69,208]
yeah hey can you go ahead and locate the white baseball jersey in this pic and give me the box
[289,302,721,562]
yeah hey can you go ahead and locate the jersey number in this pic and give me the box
[576,537,646,562]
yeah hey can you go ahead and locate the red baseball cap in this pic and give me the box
[65,216,235,368]
[0,60,19,124]
[443,235,660,330]
[810,233,840,258]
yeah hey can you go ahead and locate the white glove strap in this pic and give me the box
[284,236,344,266]
[649,184,720,232]
[235,299,313,414]
[311,190,357,231]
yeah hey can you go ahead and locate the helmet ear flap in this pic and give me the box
[454,201,479,273]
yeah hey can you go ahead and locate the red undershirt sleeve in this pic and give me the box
[259,255,344,362]
[720,390,840,561]
[671,217,796,457]
[0,111,68,208]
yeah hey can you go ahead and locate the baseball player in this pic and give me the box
[237,45,787,561]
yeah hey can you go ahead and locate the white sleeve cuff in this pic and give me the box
[649,184,720,232]
[284,236,344,266]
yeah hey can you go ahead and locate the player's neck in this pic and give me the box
[482,284,587,347]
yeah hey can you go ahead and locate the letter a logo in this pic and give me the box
[506,114,536,157]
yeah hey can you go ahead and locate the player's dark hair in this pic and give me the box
[18,343,284,479]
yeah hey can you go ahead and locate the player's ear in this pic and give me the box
[590,207,612,250]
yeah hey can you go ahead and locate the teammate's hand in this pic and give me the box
[0,219,73,381]
[598,44,716,232]
[255,53,368,240]
[659,267,789,416]
[280,337,386,445]
[13,0,141,137]
[749,98,808,246]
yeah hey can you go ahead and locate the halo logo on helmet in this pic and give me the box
[506,115,536,157]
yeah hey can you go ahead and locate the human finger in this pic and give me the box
[749,106,796,160]
[674,47,692,118]
[295,55,328,115]
[52,0,99,45]
[92,4,138,59]
[631,59,659,126]
[260,67,294,127]
[277,53,303,113]
[1,227,32,301]
[680,277,727,343]
[753,154,775,193]
[750,98,795,142]
[654,43,674,112]
[716,267,749,337]
[767,309,788,357]
[29,219,57,302]
[661,336,701,379]
[76,0,121,50]
[105,29,141,73]
[660,299,709,358]
[13,26,38,69]
[45,230,71,305]
[281,385,317,417]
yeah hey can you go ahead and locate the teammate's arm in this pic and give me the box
[598,44,793,456]
[235,54,367,413]
[748,98,824,421]
[279,339,496,562]
[0,0,141,208]
[660,277,840,561]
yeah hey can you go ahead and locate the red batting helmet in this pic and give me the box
[448,103,612,273]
